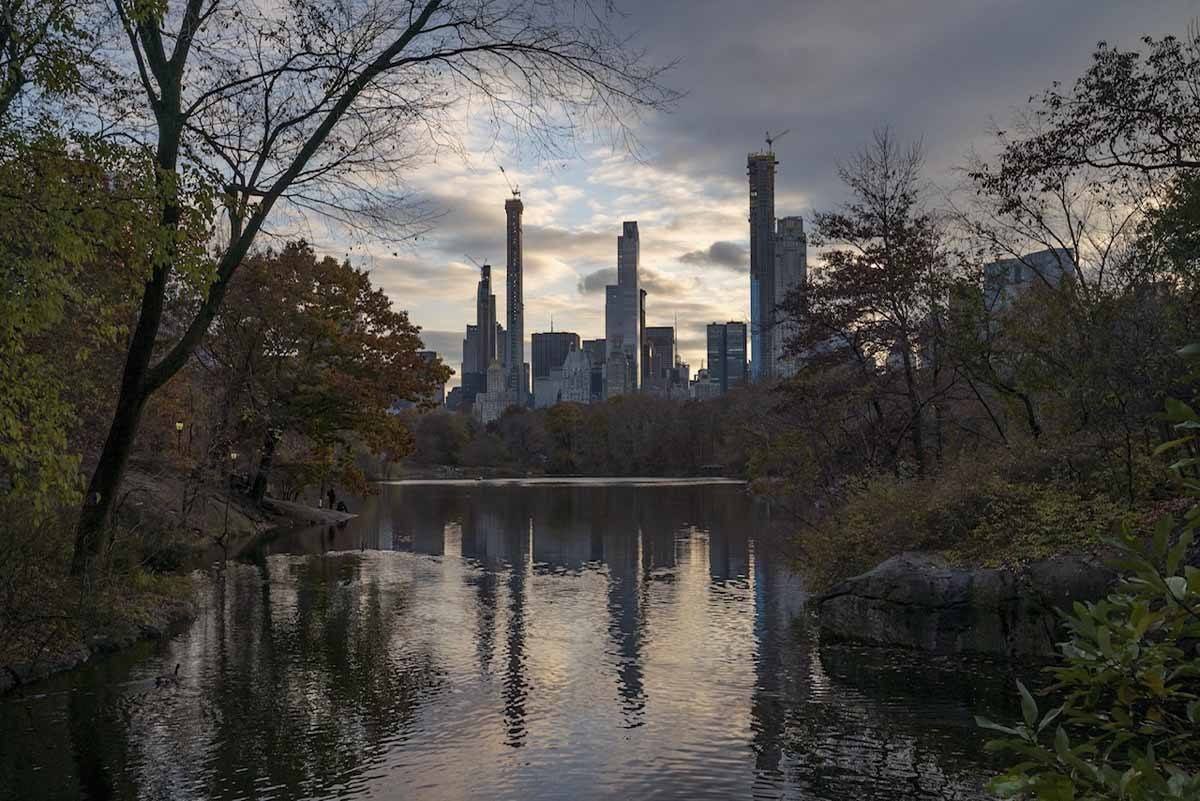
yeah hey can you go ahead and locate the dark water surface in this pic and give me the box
[1,480,1016,800]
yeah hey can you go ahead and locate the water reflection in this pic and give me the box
[1,481,1008,801]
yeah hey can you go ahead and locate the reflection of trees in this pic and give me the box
[186,557,440,800]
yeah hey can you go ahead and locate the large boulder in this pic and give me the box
[813,552,1115,658]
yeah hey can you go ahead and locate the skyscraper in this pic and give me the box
[582,338,607,402]
[748,151,777,382]
[707,321,748,395]
[643,325,675,392]
[505,195,525,404]
[476,264,497,373]
[773,215,808,377]
[605,221,641,395]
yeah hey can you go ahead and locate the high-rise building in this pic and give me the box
[476,264,497,373]
[984,247,1075,313]
[560,346,592,404]
[774,215,808,378]
[605,221,641,394]
[643,325,675,392]
[505,195,525,404]
[707,321,748,395]
[748,151,777,382]
[582,338,607,401]
[532,331,580,381]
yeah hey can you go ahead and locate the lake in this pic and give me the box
[0,479,1016,800]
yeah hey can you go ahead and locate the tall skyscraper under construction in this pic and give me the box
[748,150,777,381]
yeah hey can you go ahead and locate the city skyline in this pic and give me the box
[315,1,1195,387]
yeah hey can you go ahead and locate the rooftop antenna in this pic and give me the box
[765,128,790,153]
[499,165,520,198]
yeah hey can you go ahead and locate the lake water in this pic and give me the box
[1,480,1017,800]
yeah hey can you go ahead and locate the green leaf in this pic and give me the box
[1018,680,1038,728]
[976,715,1025,737]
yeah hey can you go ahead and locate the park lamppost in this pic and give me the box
[174,420,184,453]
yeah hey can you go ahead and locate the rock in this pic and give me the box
[813,552,1115,658]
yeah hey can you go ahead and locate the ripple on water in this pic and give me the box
[1,482,1010,801]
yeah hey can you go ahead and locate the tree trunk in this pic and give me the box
[69,263,171,575]
[250,430,278,503]
[899,343,927,477]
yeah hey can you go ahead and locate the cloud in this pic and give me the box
[576,266,697,297]
[679,241,748,271]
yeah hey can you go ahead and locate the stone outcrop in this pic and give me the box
[813,552,1115,658]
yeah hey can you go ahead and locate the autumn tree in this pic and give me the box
[61,0,676,573]
[207,241,449,501]
[781,130,961,477]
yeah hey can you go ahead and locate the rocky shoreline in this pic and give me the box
[812,551,1116,658]
[0,594,198,696]
[1,490,356,697]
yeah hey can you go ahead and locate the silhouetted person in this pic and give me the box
[327,487,336,509]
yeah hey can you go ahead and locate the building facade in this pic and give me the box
[984,247,1075,313]
[707,321,748,395]
[773,215,807,378]
[748,151,777,382]
[473,360,509,426]
[505,196,526,404]
[604,221,641,395]
[642,325,675,393]
[582,338,607,402]
[532,331,580,383]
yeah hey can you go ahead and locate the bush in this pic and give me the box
[798,440,1144,589]
[980,343,1200,800]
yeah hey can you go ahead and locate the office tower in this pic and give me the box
[724,321,748,391]
[461,324,483,401]
[773,216,808,377]
[476,264,497,372]
[983,247,1075,313]
[707,321,749,395]
[505,195,525,404]
[532,331,581,382]
[582,338,607,401]
[605,221,641,395]
[748,151,777,381]
[643,325,675,392]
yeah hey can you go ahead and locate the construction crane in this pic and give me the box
[765,128,790,152]
[499,165,520,198]
[464,254,489,270]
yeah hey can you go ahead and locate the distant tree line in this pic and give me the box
[403,391,764,477]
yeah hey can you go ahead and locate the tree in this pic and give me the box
[991,34,1200,183]
[781,130,960,477]
[980,344,1200,801]
[208,241,449,501]
[0,133,151,518]
[65,0,677,573]
[0,0,91,122]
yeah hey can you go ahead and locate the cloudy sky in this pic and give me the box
[332,0,1200,387]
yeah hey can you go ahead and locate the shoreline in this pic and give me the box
[1,492,357,698]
